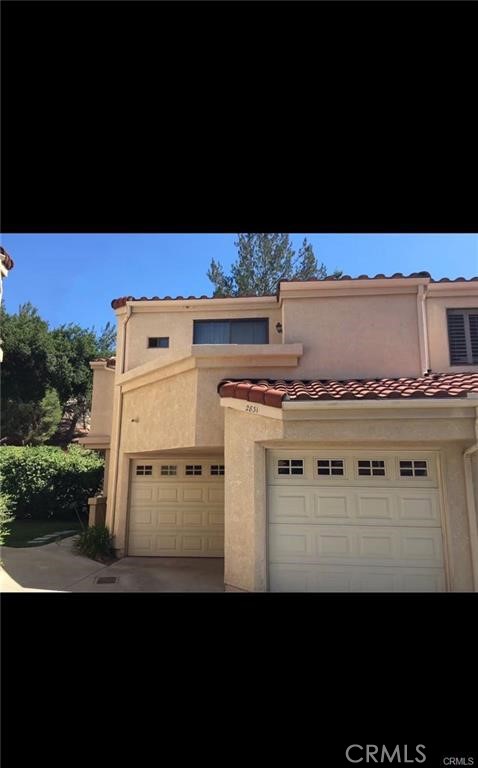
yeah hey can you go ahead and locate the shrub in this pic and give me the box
[74,525,115,562]
[0,493,16,548]
[0,445,104,520]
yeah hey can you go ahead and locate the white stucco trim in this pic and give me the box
[220,397,284,420]
[114,296,279,314]
[282,397,478,411]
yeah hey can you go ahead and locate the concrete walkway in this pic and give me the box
[0,536,225,593]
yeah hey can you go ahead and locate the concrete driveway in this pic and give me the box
[0,536,225,593]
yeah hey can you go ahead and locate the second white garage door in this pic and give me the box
[128,458,224,557]
[268,449,447,592]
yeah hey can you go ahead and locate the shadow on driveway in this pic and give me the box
[1,537,225,593]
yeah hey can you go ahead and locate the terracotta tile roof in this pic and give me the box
[0,246,14,270]
[92,356,116,368]
[279,272,478,292]
[110,294,273,309]
[218,372,478,409]
[111,273,478,308]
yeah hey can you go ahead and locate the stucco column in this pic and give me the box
[223,407,282,592]
[103,448,111,494]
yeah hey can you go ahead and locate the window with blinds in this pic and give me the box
[447,309,478,365]
[193,318,268,344]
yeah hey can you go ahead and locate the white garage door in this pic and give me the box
[268,450,446,592]
[128,458,224,557]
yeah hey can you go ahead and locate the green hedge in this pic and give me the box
[0,493,15,547]
[0,445,104,520]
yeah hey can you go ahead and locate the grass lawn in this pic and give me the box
[4,518,87,548]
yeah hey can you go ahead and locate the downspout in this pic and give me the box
[109,304,132,543]
[417,283,430,374]
[463,407,478,590]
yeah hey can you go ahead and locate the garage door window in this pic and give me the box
[185,465,202,476]
[210,465,225,476]
[160,465,177,476]
[136,465,153,476]
[317,459,345,476]
[399,460,428,478]
[277,459,304,476]
[357,460,386,477]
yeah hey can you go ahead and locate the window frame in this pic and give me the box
[135,464,153,476]
[398,459,429,478]
[160,465,177,476]
[148,337,170,349]
[316,458,346,478]
[447,308,478,366]
[185,464,203,476]
[192,317,269,345]
[276,458,305,476]
[356,459,387,478]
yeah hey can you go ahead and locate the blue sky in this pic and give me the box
[1,233,477,331]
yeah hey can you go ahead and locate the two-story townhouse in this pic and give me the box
[81,272,478,592]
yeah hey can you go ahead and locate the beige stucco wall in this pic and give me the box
[89,367,115,437]
[223,405,476,592]
[427,294,478,374]
[121,368,198,453]
[125,306,282,371]
[282,293,422,379]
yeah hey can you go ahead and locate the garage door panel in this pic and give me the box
[182,488,204,502]
[158,487,179,502]
[269,564,445,593]
[208,488,224,504]
[270,523,443,566]
[269,487,440,527]
[400,531,443,563]
[131,508,155,525]
[270,490,310,521]
[356,494,393,520]
[314,494,349,519]
[130,485,158,504]
[397,493,440,523]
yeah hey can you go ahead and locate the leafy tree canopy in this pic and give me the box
[207,234,341,297]
[0,302,56,403]
[1,303,116,445]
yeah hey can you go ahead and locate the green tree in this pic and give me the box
[94,321,116,358]
[207,234,332,297]
[50,324,98,407]
[50,322,115,431]
[0,302,56,403]
[2,388,62,445]
[1,302,116,445]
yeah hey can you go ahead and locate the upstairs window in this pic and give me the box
[193,318,268,345]
[447,309,478,365]
[148,337,169,348]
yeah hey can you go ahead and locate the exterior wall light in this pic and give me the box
[275,322,283,334]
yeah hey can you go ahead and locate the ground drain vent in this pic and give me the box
[96,576,118,584]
